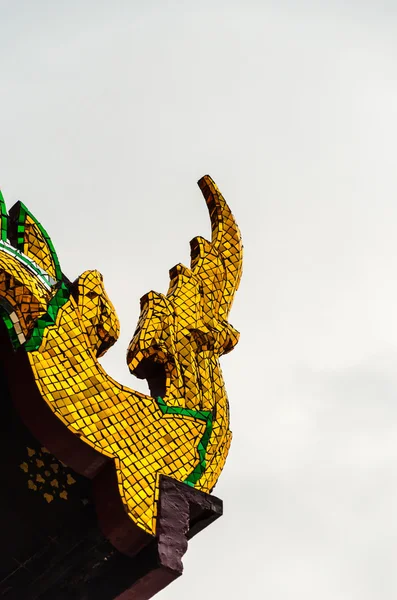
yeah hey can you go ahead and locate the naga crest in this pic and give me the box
[0,175,242,538]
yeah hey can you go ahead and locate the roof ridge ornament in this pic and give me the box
[0,175,243,598]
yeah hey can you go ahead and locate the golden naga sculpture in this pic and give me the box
[0,175,242,536]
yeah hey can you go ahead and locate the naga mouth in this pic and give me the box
[96,333,118,358]
[128,348,167,399]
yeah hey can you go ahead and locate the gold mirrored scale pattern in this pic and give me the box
[0,249,52,339]
[0,175,242,535]
[23,214,58,282]
[28,296,206,533]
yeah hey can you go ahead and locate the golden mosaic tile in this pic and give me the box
[0,175,242,534]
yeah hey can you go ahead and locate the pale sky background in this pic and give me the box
[1,1,397,598]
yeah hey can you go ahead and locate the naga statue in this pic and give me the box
[0,175,242,545]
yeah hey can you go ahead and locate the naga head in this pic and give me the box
[72,270,120,358]
[127,175,243,408]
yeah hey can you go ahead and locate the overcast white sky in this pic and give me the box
[2,1,397,598]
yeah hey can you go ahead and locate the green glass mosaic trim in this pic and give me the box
[0,195,68,349]
[24,282,70,352]
[156,396,213,486]
[15,202,62,282]
[0,190,8,243]
[0,282,70,351]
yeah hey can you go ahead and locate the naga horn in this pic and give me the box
[191,175,243,321]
